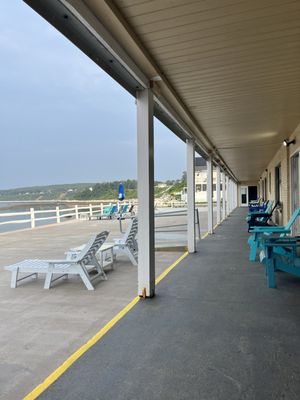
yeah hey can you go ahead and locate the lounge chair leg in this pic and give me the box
[79,270,94,290]
[11,269,18,288]
[44,272,53,289]
[126,249,138,266]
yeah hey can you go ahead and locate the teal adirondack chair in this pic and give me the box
[248,207,300,262]
[261,237,300,288]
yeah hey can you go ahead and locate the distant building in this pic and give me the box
[181,157,218,203]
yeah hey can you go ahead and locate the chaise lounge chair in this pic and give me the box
[67,218,138,267]
[111,217,138,266]
[5,231,109,290]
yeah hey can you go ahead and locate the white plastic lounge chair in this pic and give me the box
[5,231,109,290]
[112,217,138,266]
[67,219,138,266]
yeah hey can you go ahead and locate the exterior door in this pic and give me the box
[240,186,248,206]
[291,153,300,235]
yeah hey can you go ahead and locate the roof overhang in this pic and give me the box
[24,1,300,182]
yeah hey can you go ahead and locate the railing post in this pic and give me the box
[101,203,103,213]
[75,205,79,220]
[30,208,35,229]
[186,139,196,253]
[89,204,93,217]
[137,87,155,298]
[56,206,60,223]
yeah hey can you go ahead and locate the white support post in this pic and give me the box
[207,156,213,234]
[75,205,79,220]
[216,165,221,225]
[101,203,104,213]
[222,170,226,221]
[234,182,237,209]
[30,208,35,229]
[56,206,60,224]
[228,179,231,214]
[225,175,229,216]
[137,88,155,298]
[186,139,196,253]
[89,204,93,217]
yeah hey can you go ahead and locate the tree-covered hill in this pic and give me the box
[0,174,186,201]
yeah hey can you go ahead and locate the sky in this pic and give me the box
[0,1,186,190]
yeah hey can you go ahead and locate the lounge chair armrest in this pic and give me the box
[113,239,124,244]
[44,260,79,264]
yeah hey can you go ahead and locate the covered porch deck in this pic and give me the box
[35,208,300,399]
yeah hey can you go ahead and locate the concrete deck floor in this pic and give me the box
[0,217,185,400]
[34,208,300,400]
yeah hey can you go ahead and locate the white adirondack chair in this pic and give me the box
[5,231,109,290]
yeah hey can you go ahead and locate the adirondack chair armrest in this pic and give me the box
[249,226,290,233]
[249,212,271,218]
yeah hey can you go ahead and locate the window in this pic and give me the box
[202,184,207,191]
[196,184,201,192]
[213,184,216,191]
[275,164,282,204]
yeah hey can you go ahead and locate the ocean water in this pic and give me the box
[0,202,75,233]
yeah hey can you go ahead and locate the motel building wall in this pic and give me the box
[238,122,300,231]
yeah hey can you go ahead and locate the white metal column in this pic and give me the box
[187,139,196,253]
[222,170,226,220]
[137,88,155,298]
[225,175,229,217]
[216,165,221,224]
[229,178,232,213]
[207,156,213,234]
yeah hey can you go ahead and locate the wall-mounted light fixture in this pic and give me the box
[283,139,295,147]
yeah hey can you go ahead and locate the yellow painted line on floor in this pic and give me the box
[155,251,189,285]
[201,231,209,239]
[23,251,189,400]
[23,295,140,400]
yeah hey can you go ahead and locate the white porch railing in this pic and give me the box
[0,199,192,231]
[0,204,108,229]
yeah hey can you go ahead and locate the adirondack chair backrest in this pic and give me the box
[286,207,300,230]
[265,201,274,214]
[78,231,109,265]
